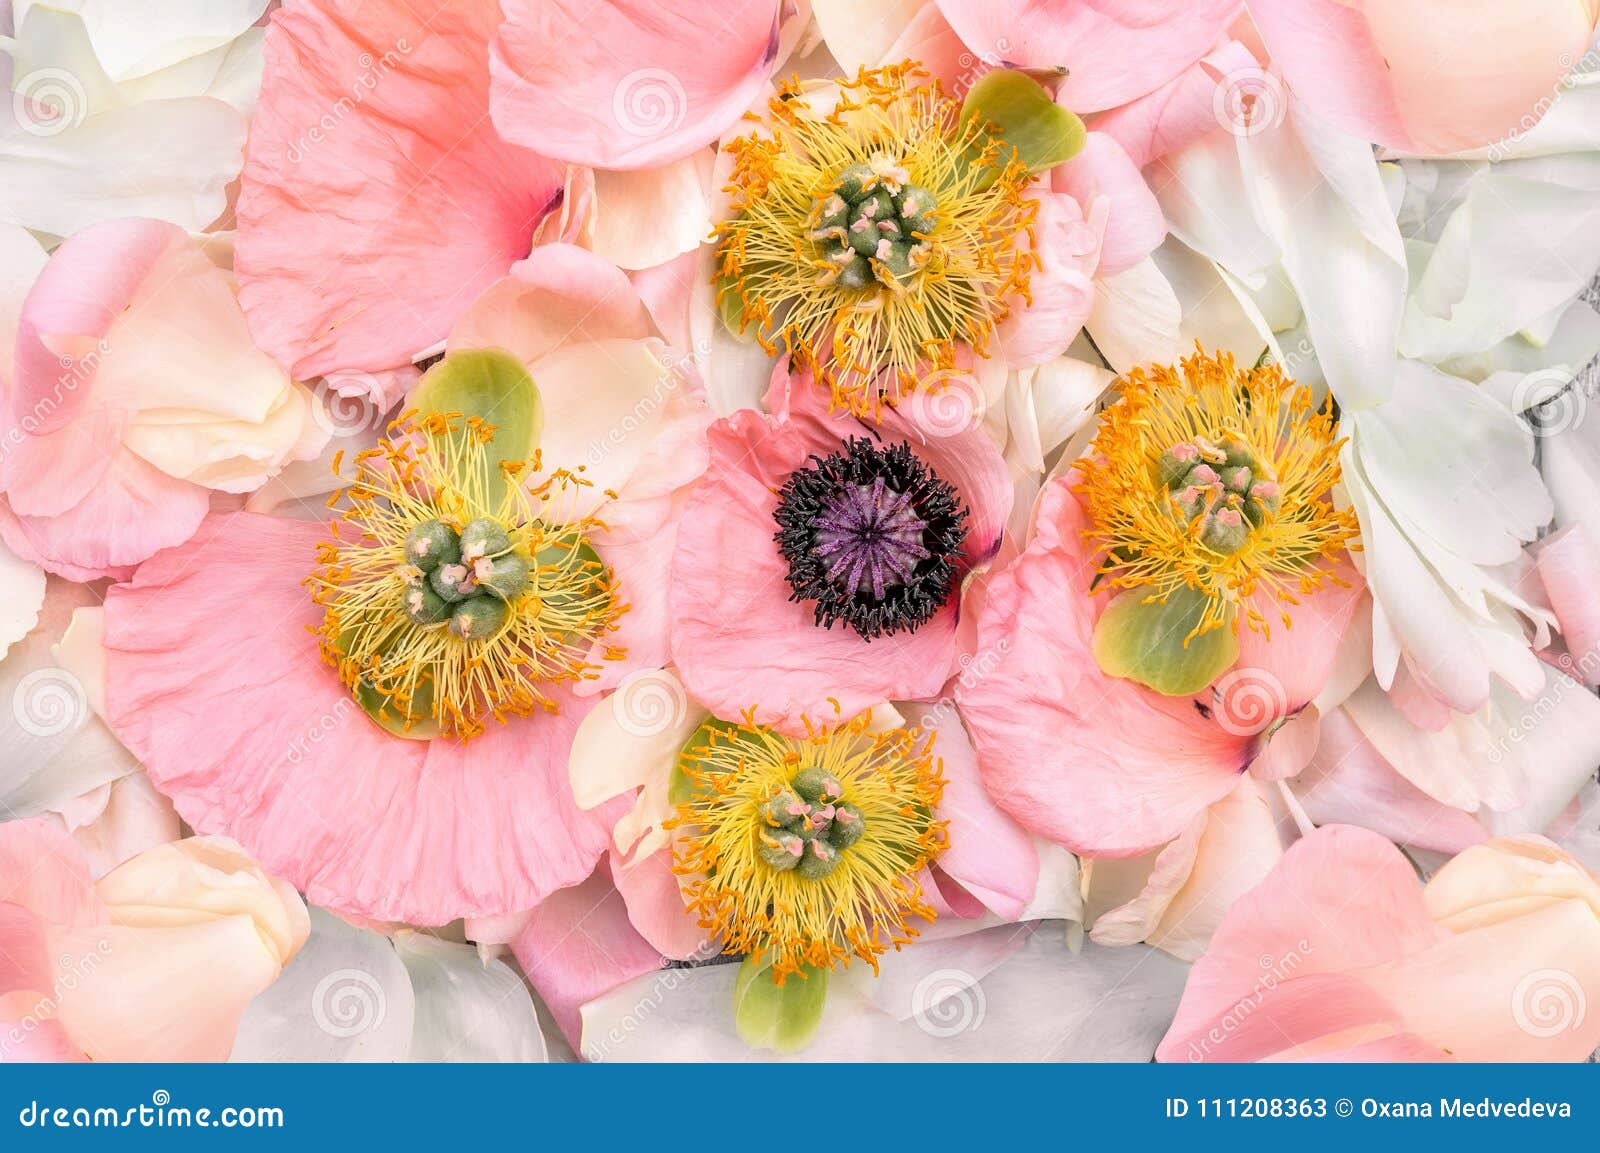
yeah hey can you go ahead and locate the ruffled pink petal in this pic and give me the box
[1230,559,1366,718]
[1250,0,1599,155]
[102,513,621,924]
[995,190,1103,367]
[584,492,692,693]
[610,849,704,961]
[901,702,1038,920]
[959,479,1253,856]
[511,864,667,1051]
[933,0,1243,113]
[1157,825,1447,1061]
[1051,133,1164,277]
[236,0,566,379]
[490,0,782,170]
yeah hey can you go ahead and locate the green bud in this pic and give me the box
[429,562,477,603]
[1220,465,1253,492]
[400,582,452,626]
[757,828,805,872]
[836,253,873,290]
[795,837,839,880]
[874,239,919,281]
[760,787,807,828]
[846,217,881,258]
[833,163,874,201]
[1156,444,1201,488]
[792,766,843,806]
[404,519,460,573]
[812,192,850,231]
[1200,506,1250,555]
[895,183,938,237]
[459,517,511,563]
[477,553,531,600]
[449,594,508,640]
[829,802,865,849]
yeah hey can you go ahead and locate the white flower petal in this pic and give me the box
[1084,257,1181,371]
[394,932,549,1063]
[589,151,715,272]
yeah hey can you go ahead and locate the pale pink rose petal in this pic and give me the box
[490,0,783,170]
[0,818,104,929]
[901,702,1038,920]
[1229,558,1366,718]
[1250,0,1599,155]
[933,0,1243,113]
[958,479,1254,856]
[236,0,566,379]
[102,513,622,925]
[584,493,693,693]
[883,2,972,91]
[511,865,668,1050]
[1157,825,1446,1061]
[1051,133,1165,277]
[1534,525,1600,685]
[0,992,85,1063]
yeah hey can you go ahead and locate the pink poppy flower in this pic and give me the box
[489,0,785,170]
[0,218,325,582]
[668,361,1012,733]
[1158,826,1600,1061]
[96,248,711,925]
[1249,0,1599,156]
[0,819,307,1062]
[957,475,1363,857]
[234,0,567,382]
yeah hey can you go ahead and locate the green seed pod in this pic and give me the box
[796,837,839,880]
[1200,507,1250,555]
[858,188,896,225]
[874,239,918,281]
[459,517,511,563]
[896,183,938,236]
[832,162,874,202]
[812,192,850,232]
[478,553,531,600]
[404,519,460,574]
[760,787,808,828]
[429,562,477,603]
[401,582,452,626]
[1156,444,1201,488]
[449,594,509,640]
[846,215,881,258]
[829,802,865,849]
[836,253,873,290]
[757,828,805,872]
[1219,465,1253,492]
[792,766,843,806]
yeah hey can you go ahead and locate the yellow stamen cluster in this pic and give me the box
[669,710,947,983]
[1074,349,1359,639]
[715,62,1038,417]
[307,412,625,738]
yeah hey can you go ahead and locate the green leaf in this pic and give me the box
[409,348,544,500]
[959,69,1086,177]
[1092,585,1239,697]
[733,951,827,1053]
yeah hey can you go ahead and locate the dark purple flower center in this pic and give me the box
[773,438,968,639]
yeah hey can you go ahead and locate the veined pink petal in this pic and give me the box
[101,514,621,924]
[1250,0,1600,155]
[610,849,705,962]
[1051,133,1165,276]
[995,190,1103,367]
[490,0,783,170]
[933,0,1242,113]
[958,479,1253,856]
[1091,39,1261,168]
[235,0,566,379]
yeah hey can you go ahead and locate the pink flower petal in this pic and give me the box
[0,818,103,931]
[1534,525,1600,686]
[995,190,1103,367]
[1229,558,1366,718]
[0,991,86,1062]
[511,864,668,1051]
[236,0,566,379]
[1091,39,1262,168]
[490,0,783,170]
[1250,0,1599,155]
[933,0,1242,113]
[102,513,621,924]
[958,479,1254,856]
[1051,132,1165,276]
[610,849,705,962]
